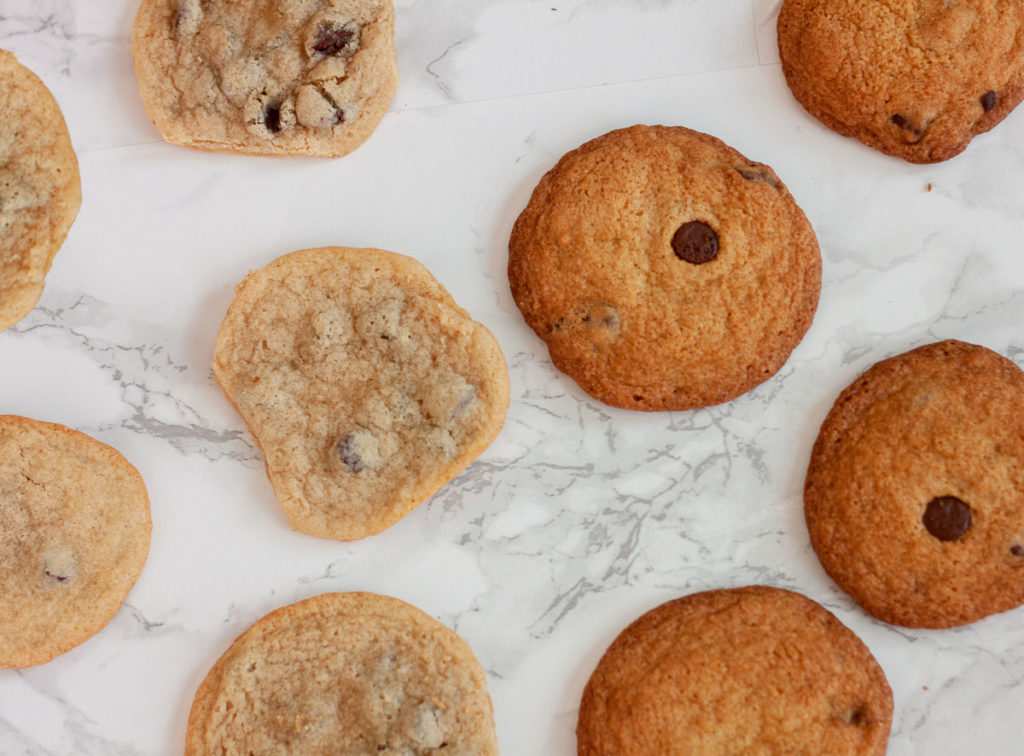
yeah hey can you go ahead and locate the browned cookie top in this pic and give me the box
[778,0,1024,163]
[0,416,151,668]
[806,340,1024,628]
[0,49,81,333]
[508,125,821,412]
[214,247,509,541]
[132,0,398,157]
[577,586,892,755]
[186,592,499,755]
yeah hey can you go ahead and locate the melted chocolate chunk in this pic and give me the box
[736,165,779,188]
[264,106,282,133]
[890,114,928,143]
[923,496,971,541]
[982,90,998,112]
[337,434,364,473]
[334,108,347,126]
[314,24,355,56]
[671,221,719,265]
[848,707,868,726]
[1011,544,1024,557]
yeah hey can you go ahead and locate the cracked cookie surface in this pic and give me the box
[778,0,1024,163]
[508,124,821,411]
[132,0,398,157]
[186,592,499,755]
[0,416,151,668]
[214,247,509,541]
[806,340,1024,628]
[0,50,81,333]
[577,586,892,755]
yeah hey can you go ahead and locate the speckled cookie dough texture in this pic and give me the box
[214,247,510,541]
[0,50,81,333]
[0,416,151,668]
[806,340,1024,628]
[185,592,499,755]
[132,0,398,157]
[577,586,893,755]
[508,124,821,411]
[778,0,1024,163]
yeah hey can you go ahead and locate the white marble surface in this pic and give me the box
[2,0,1024,753]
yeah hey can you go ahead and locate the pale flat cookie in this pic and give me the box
[132,0,398,157]
[186,592,499,755]
[0,416,151,668]
[0,50,82,333]
[214,247,510,541]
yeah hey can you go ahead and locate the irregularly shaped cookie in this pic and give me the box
[0,50,82,333]
[778,0,1024,163]
[186,592,499,754]
[508,125,821,411]
[577,586,892,755]
[805,340,1024,628]
[0,416,151,668]
[214,247,509,541]
[132,0,398,157]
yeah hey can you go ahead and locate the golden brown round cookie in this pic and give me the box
[778,0,1024,163]
[186,592,499,755]
[132,0,398,157]
[214,247,510,541]
[508,124,821,412]
[0,50,82,333]
[577,586,892,755]
[806,340,1024,628]
[0,416,151,668]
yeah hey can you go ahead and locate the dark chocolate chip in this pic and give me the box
[848,707,868,726]
[313,24,355,56]
[923,496,971,541]
[44,570,70,583]
[264,106,282,133]
[1011,544,1024,557]
[334,108,346,126]
[671,221,719,265]
[337,434,365,473]
[982,90,998,112]
[736,166,779,188]
[890,114,911,130]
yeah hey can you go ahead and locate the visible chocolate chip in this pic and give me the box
[314,24,355,56]
[923,496,972,541]
[736,165,779,188]
[671,221,719,265]
[337,434,364,473]
[44,570,70,583]
[264,106,282,133]
[889,114,928,143]
[334,108,346,126]
[848,707,868,726]
[982,90,998,112]
[1011,544,1024,557]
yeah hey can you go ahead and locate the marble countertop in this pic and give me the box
[3,1,1024,753]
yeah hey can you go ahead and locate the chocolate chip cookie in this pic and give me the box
[577,586,892,754]
[0,50,81,333]
[806,340,1024,628]
[214,247,509,541]
[0,416,151,668]
[778,0,1024,163]
[132,0,398,157]
[186,592,499,754]
[508,124,821,411]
